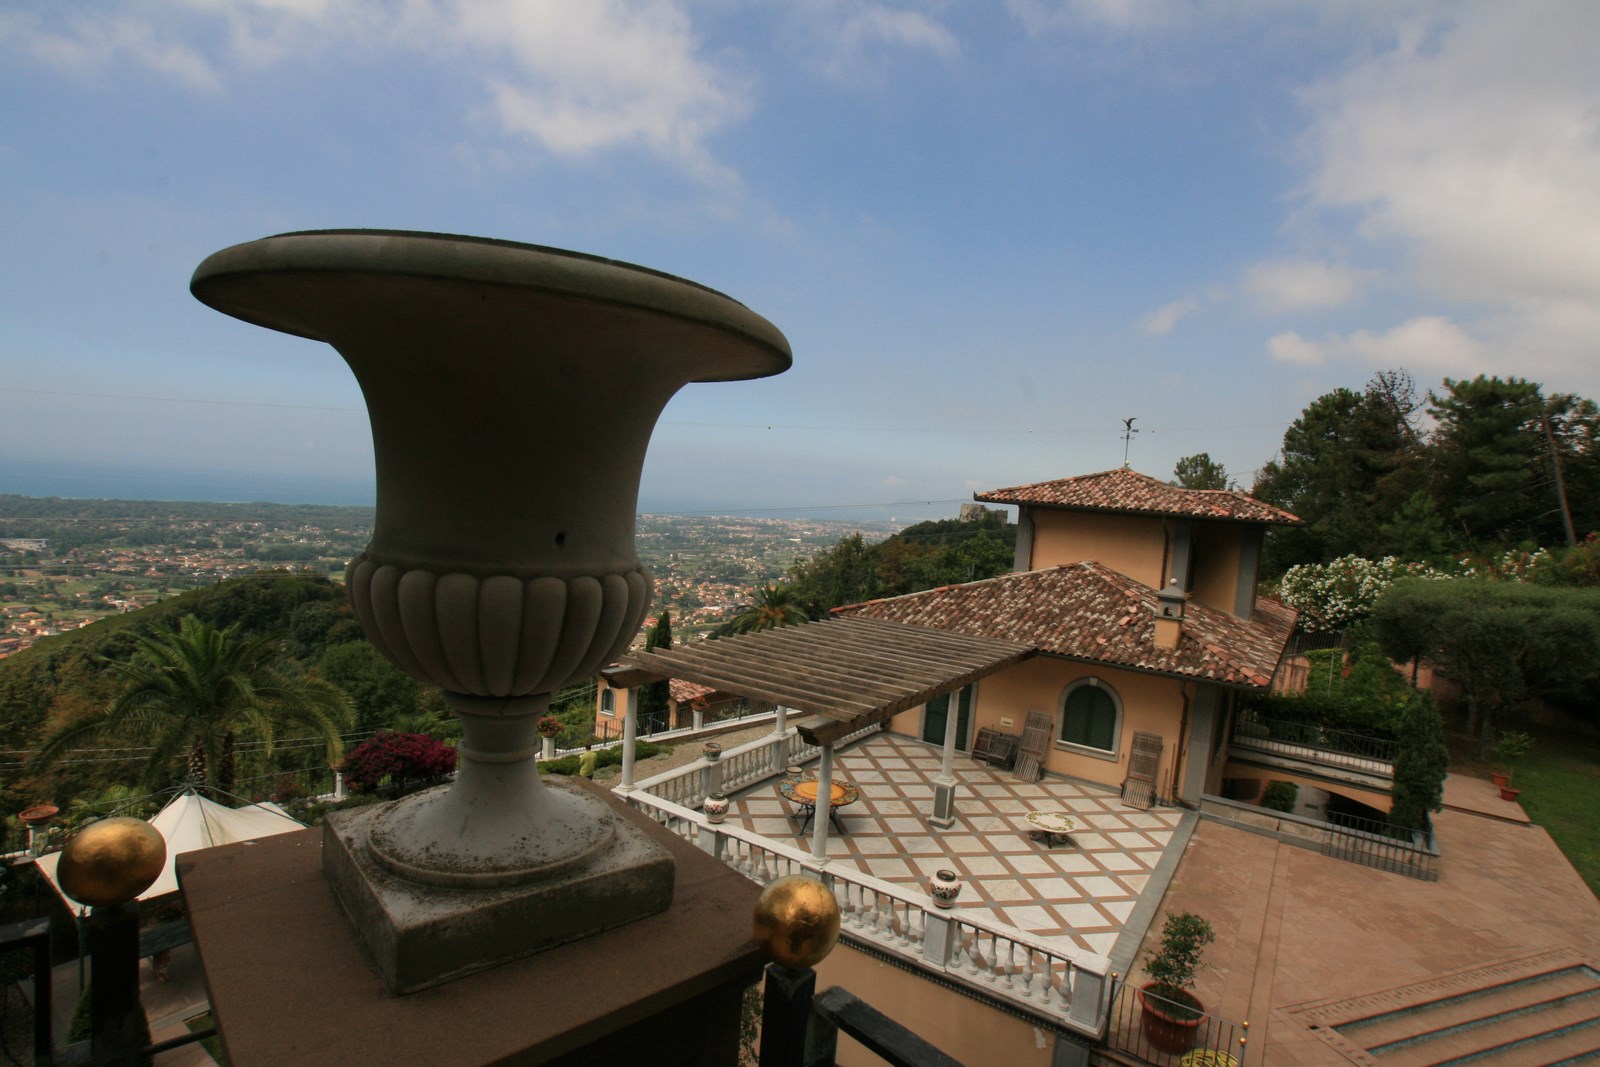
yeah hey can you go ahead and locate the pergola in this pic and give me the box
[607,616,1034,859]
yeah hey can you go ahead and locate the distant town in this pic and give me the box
[0,495,899,656]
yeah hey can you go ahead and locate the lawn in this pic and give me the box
[1512,728,1600,900]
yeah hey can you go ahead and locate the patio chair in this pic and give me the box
[1121,731,1162,809]
[1012,711,1052,782]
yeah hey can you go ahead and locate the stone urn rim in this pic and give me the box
[191,228,792,382]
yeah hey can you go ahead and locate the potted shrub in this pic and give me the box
[1490,730,1532,799]
[1138,912,1216,1054]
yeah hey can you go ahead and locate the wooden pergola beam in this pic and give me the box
[619,617,1035,747]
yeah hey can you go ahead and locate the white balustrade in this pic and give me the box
[623,786,1110,1038]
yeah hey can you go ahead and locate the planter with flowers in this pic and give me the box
[537,716,563,759]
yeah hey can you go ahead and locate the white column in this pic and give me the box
[619,685,639,791]
[809,743,835,864]
[770,705,791,774]
[692,707,705,731]
[938,693,960,785]
[930,688,962,828]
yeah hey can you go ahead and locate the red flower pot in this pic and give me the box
[1138,983,1204,1055]
[1499,785,1522,802]
[1490,771,1509,788]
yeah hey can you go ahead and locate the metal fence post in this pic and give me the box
[759,963,817,1067]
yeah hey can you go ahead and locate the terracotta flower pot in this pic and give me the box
[1490,771,1509,788]
[1138,983,1204,1055]
[1499,785,1522,802]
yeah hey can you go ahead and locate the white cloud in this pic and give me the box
[1005,0,1193,35]
[1,0,749,184]
[2,11,222,90]
[1268,316,1488,373]
[797,3,960,85]
[455,0,748,184]
[840,8,958,57]
[1141,298,1199,336]
[1242,259,1374,313]
[1291,1,1600,384]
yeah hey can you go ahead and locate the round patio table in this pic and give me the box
[778,778,860,832]
[1024,810,1076,847]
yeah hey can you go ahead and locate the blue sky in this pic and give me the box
[4,2,1598,521]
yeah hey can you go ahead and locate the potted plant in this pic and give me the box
[1490,730,1532,799]
[1138,911,1216,1054]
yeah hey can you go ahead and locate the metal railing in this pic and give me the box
[1323,812,1439,882]
[1103,976,1249,1066]
[1232,712,1398,767]
[760,965,962,1067]
[624,787,1113,1039]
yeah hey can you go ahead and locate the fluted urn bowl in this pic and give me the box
[192,230,790,889]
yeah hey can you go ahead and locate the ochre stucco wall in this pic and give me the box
[891,658,1189,797]
[1190,521,1253,617]
[814,942,1065,1066]
[1027,509,1168,586]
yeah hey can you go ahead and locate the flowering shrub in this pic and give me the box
[536,715,563,738]
[1276,556,1441,632]
[1279,550,1559,632]
[340,732,457,793]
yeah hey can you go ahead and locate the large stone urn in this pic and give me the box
[191,230,790,992]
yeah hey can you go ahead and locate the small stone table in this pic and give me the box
[1024,811,1076,847]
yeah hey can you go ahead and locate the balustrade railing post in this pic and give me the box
[922,910,956,967]
[698,824,726,861]
[1068,965,1106,1031]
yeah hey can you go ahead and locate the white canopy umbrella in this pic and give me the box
[34,790,306,913]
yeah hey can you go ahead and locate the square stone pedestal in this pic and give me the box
[179,781,765,1067]
[323,777,674,993]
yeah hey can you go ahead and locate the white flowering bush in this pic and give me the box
[1276,556,1440,632]
[1277,549,1555,631]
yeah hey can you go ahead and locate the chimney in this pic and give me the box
[1154,578,1186,649]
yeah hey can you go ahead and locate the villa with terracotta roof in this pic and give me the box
[841,466,1302,808]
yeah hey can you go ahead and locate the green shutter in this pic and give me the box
[1063,686,1117,752]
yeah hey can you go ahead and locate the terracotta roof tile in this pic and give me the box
[836,562,1297,689]
[669,678,716,704]
[975,467,1300,525]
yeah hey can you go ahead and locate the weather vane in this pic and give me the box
[1121,417,1139,467]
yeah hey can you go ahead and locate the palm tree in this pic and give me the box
[715,583,810,637]
[33,615,354,792]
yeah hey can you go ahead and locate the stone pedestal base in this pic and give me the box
[324,776,674,994]
[179,781,764,1067]
[929,781,958,829]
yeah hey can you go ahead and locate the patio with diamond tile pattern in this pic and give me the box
[725,732,1182,958]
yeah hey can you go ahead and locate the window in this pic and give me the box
[1058,678,1121,756]
[600,689,615,717]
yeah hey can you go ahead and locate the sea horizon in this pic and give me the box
[0,459,934,524]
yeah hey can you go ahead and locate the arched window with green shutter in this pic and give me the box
[1058,678,1121,757]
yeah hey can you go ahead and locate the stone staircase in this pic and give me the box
[1287,951,1600,1066]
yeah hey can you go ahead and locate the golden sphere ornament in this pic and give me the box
[752,875,840,970]
[57,817,166,909]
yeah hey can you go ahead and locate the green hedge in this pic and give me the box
[539,740,664,777]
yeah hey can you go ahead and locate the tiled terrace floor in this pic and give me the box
[724,732,1183,957]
